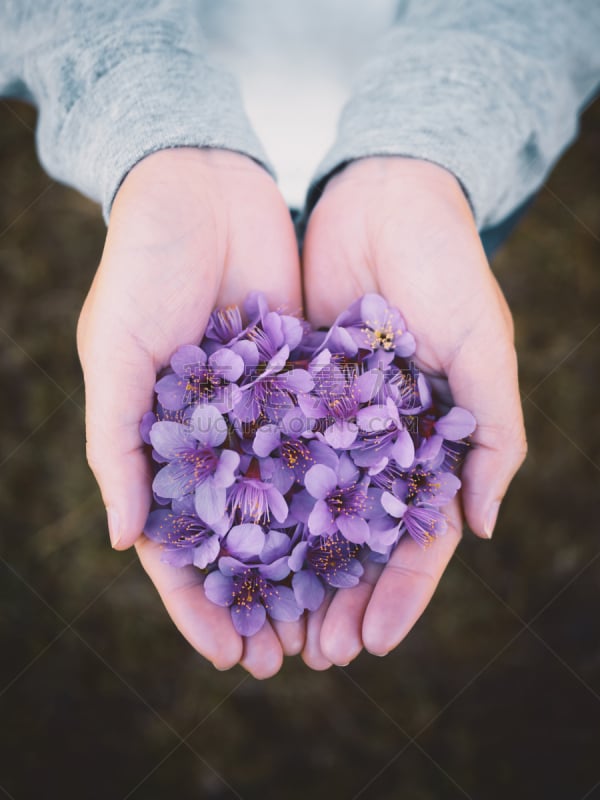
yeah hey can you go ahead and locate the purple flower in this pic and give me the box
[289,530,364,610]
[204,305,247,349]
[227,472,288,525]
[142,293,477,635]
[320,293,416,364]
[150,405,239,524]
[353,397,415,469]
[301,453,371,544]
[300,354,380,448]
[253,407,315,493]
[204,525,300,635]
[415,406,477,461]
[385,362,432,415]
[381,491,447,548]
[370,453,461,508]
[155,344,244,412]
[235,361,313,424]
[399,464,461,506]
[144,509,222,569]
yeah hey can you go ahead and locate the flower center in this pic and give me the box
[363,317,399,351]
[213,306,243,341]
[166,515,209,548]
[281,440,312,472]
[229,478,272,523]
[309,533,361,578]
[327,484,367,517]
[234,571,264,608]
[183,447,218,483]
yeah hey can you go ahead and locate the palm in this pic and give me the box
[301,156,525,667]
[78,148,304,677]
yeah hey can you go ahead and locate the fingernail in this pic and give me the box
[484,501,501,539]
[107,507,121,548]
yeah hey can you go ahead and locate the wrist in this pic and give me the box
[322,156,472,220]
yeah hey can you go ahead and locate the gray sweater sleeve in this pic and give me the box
[307,0,600,230]
[0,0,271,223]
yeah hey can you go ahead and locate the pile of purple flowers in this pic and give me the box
[141,293,475,637]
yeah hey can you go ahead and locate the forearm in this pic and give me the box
[0,0,271,222]
[308,0,600,229]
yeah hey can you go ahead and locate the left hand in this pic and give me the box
[301,156,526,668]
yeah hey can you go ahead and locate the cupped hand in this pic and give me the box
[77,148,304,678]
[301,156,527,668]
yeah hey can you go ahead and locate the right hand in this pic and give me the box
[77,148,304,679]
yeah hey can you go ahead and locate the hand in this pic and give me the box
[301,156,527,668]
[77,148,304,678]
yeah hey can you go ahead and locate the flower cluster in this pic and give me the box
[141,293,475,636]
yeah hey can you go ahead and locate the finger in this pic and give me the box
[136,537,243,670]
[451,343,527,539]
[319,560,383,666]
[302,590,335,671]
[362,498,462,656]
[78,323,157,550]
[271,618,306,656]
[240,620,284,680]
[373,224,526,540]
[444,307,527,539]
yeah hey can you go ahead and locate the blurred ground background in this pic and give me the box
[0,97,598,800]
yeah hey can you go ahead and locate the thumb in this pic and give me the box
[447,323,527,539]
[78,310,156,549]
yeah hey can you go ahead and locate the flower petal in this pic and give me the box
[281,369,314,394]
[304,464,338,500]
[192,536,220,570]
[171,344,206,376]
[232,339,260,369]
[261,531,292,563]
[297,391,328,419]
[149,421,194,459]
[337,515,370,544]
[308,499,335,536]
[360,293,388,325]
[154,374,187,411]
[381,491,408,519]
[190,404,228,447]
[226,523,266,560]
[292,570,325,611]
[435,407,476,440]
[392,429,415,469]
[355,369,383,403]
[266,486,289,523]
[209,347,244,382]
[253,424,281,458]
[212,449,240,488]
[231,600,267,636]
[289,541,308,572]
[265,585,302,622]
[194,481,226,525]
[259,556,291,581]
[203,570,234,607]
[394,331,416,357]
[152,459,197,498]
[324,420,357,449]
[356,405,391,433]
